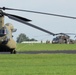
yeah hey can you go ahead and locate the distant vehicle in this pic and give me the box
[52,33,75,44]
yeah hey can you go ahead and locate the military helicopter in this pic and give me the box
[52,33,76,44]
[0,7,76,54]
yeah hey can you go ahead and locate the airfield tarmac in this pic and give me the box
[17,50,76,54]
[0,50,76,54]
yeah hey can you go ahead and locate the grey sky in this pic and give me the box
[0,0,76,41]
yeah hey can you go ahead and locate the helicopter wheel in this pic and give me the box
[13,50,16,54]
[11,49,16,54]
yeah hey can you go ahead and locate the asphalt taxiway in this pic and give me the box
[17,50,76,54]
[0,50,76,54]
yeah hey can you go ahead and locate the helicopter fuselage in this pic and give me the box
[0,16,17,54]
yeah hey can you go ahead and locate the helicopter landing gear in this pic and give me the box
[11,49,16,54]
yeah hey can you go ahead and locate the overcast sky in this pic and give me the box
[0,0,76,41]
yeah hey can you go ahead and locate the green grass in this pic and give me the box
[0,54,76,75]
[10,43,76,75]
[16,43,76,51]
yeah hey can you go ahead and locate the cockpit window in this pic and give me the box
[0,27,7,37]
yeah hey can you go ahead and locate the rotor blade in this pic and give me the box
[63,33,76,35]
[55,33,67,35]
[4,13,55,35]
[22,22,55,36]
[0,11,55,35]
[3,12,31,22]
[1,7,76,19]
[55,33,76,35]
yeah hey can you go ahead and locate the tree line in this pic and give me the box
[16,33,37,43]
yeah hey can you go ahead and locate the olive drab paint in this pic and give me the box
[5,23,16,49]
[0,16,17,54]
[0,16,4,29]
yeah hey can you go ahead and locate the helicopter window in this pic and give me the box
[0,27,8,37]
[53,37,59,41]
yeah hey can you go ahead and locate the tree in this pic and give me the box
[16,33,29,43]
[16,33,37,43]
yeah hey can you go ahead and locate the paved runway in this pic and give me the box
[0,50,76,54]
[17,50,76,54]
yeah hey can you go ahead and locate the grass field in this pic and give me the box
[16,43,76,51]
[0,54,76,75]
[0,44,76,75]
